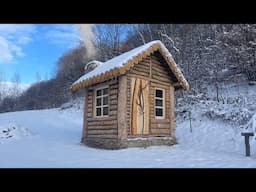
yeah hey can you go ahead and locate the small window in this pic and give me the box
[95,86,109,117]
[155,89,165,118]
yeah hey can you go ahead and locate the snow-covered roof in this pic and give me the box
[71,40,189,92]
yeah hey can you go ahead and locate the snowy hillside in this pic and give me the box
[0,92,256,167]
[0,82,30,99]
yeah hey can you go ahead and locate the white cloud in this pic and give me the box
[44,24,80,47]
[17,36,32,45]
[0,24,81,64]
[0,24,36,64]
[0,36,13,63]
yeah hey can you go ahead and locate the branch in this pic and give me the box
[134,25,146,45]
[160,32,180,53]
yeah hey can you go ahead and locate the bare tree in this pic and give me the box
[0,70,6,102]
[11,72,21,98]
[133,24,146,45]
[95,24,130,61]
[36,71,42,82]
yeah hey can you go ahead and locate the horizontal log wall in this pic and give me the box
[149,82,171,136]
[86,79,118,140]
[153,51,178,82]
[126,53,175,137]
[151,54,176,83]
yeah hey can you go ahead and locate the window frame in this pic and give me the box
[154,88,165,119]
[94,86,109,117]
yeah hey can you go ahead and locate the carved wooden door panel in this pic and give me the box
[131,77,149,135]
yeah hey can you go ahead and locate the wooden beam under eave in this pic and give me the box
[70,86,75,93]
[172,82,180,87]
[81,81,85,88]
[152,44,159,52]
[113,68,119,77]
[119,67,126,75]
[105,71,110,79]
[136,54,143,63]
[96,75,101,82]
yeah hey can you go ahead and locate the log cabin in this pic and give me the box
[71,40,189,149]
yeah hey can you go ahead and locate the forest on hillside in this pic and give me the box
[0,24,256,113]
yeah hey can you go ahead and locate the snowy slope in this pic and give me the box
[0,97,256,168]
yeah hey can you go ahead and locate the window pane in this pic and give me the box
[103,107,109,115]
[103,88,108,95]
[96,108,101,116]
[96,98,101,106]
[156,89,163,98]
[156,99,163,106]
[103,96,108,105]
[96,89,102,96]
[155,108,163,116]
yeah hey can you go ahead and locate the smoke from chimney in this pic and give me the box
[76,24,96,58]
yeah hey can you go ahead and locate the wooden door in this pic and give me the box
[131,77,149,135]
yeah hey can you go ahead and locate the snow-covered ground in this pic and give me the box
[0,95,256,168]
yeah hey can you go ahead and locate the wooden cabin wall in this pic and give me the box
[84,79,119,140]
[126,52,175,137]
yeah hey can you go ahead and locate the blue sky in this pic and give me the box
[0,24,80,84]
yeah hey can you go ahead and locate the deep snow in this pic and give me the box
[0,97,256,168]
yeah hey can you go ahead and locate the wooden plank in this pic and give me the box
[87,129,118,135]
[131,78,138,135]
[87,117,117,122]
[151,70,171,79]
[151,65,170,76]
[110,94,118,100]
[142,79,149,134]
[87,107,93,112]
[118,75,127,140]
[151,119,170,123]
[127,74,172,87]
[87,112,93,117]
[110,84,119,89]
[151,60,169,69]
[127,76,132,135]
[110,89,118,95]
[110,105,118,111]
[130,68,150,76]
[82,89,88,142]
[133,63,150,71]
[87,135,118,139]
[152,74,172,83]
[88,79,117,90]
[88,120,117,126]
[151,128,170,134]
[129,70,150,78]
[88,125,117,130]
[170,85,175,137]
[131,63,150,71]
[151,123,170,129]
[150,81,170,89]
[110,100,118,105]
[109,110,118,116]
[149,57,152,79]
[152,70,170,79]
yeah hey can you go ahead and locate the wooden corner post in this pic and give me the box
[118,75,127,140]
[82,88,88,143]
